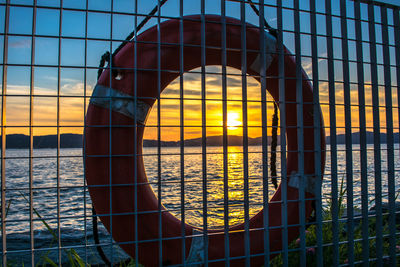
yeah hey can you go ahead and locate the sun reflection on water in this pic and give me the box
[142,66,280,229]
[144,146,280,229]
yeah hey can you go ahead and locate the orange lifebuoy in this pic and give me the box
[85,15,325,266]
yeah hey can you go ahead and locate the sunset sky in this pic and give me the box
[1,0,398,140]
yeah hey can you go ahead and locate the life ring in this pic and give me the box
[85,15,325,266]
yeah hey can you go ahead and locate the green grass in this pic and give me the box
[2,183,399,266]
[270,179,400,266]
[18,192,139,267]
[18,193,86,267]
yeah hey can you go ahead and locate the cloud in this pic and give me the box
[45,76,82,84]
[6,68,394,138]
[4,82,88,134]
[6,84,31,95]
[9,39,31,48]
[61,82,93,96]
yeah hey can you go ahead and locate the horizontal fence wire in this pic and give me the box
[0,0,399,266]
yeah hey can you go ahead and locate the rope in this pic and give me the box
[246,0,280,190]
[92,207,111,266]
[249,0,315,224]
[92,207,132,266]
[92,1,280,264]
[246,0,278,38]
[97,51,111,81]
[93,1,169,265]
[270,102,279,190]
[97,0,169,80]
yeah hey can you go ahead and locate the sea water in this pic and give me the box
[1,144,399,265]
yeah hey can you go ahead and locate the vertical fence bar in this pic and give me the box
[133,0,139,265]
[83,0,89,263]
[110,1,115,264]
[220,0,230,265]
[1,1,9,266]
[325,0,339,265]
[29,1,36,266]
[293,1,306,265]
[258,0,270,266]
[353,1,370,265]
[394,11,400,263]
[56,1,63,264]
[107,0,114,263]
[276,1,288,266]
[156,0,163,265]
[340,0,355,265]
[309,0,323,265]
[200,0,208,265]
[380,5,396,265]
[179,0,186,265]
[367,4,383,265]
[129,0,139,265]
[107,0,113,263]
[239,1,250,266]
[395,2,400,170]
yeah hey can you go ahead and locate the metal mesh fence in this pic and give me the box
[0,0,399,266]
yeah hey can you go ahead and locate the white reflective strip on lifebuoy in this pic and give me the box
[250,31,277,73]
[90,84,151,124]
[288,171,316,195]
[186,229,205,266]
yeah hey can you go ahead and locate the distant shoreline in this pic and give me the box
[1,132,399,149]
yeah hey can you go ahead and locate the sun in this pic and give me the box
[227,112,242,130]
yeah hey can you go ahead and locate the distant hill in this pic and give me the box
[2,134,83,149]
[1,132,398,148]
[145,132,400,146]
[143,135,277,147]
[326,131,400,144]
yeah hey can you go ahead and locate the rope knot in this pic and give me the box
[268,28,278,39]
[97,51,112,80]
[101,51,111,62]
[97,51,119,80]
